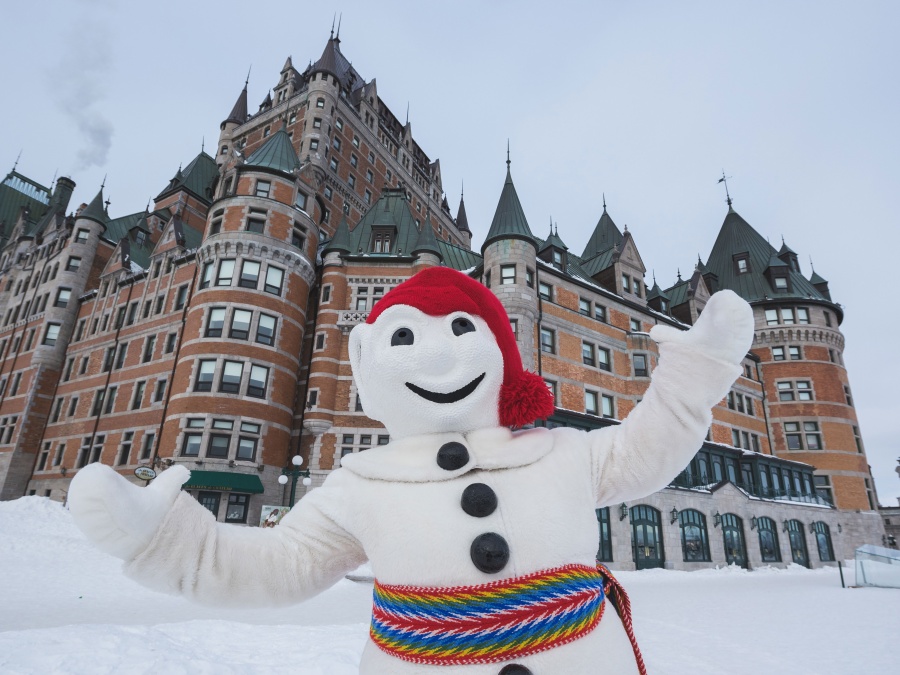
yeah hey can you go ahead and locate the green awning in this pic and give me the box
[182,470,265,494]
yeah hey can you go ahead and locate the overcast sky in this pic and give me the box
[2,0,898,504]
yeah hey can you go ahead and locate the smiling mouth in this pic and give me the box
[405,373,486,404]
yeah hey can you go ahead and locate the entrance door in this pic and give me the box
[786,519,809,567]
[198,491,221,519]
[721,513,747,568]
[631,505,664,570]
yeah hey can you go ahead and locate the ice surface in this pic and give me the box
[1,496,896,674]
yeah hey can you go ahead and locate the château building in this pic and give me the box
[0,32,885,570]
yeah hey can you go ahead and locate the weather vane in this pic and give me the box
[717,170,733,207]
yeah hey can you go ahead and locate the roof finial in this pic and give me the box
[677,268,682,281]
[145,198,151,213]
[50,169,57,190]
[405,102,409,126]
[549,216,553,235]
[330,14,335,39]
[554,223,558,236]
[718,170,733,207]
[809,256,815,271]
[602,192,606,210]
[245,65,251,88]
[623,223,628,233]
[11,149,21,173]
[460,179,464,199]
[336,12,342,39]
[781,234,785,245]
[652,270,657,284]
[506,140,510,170]
[201,136,205,153]
[697,253,702,265]
[104,197,111,211]
[101,173,107,190]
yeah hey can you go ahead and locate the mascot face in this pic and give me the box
[349,305,504,439]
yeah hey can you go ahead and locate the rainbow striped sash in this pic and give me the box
[370,564,606,666]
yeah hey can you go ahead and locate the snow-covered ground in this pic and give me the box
[0,497,895,674]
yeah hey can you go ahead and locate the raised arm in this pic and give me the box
[589,290,754,506]
[69,464,366,607]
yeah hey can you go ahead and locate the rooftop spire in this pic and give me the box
[506,139,511,171]
[245,65,251,87]
[330,14,335,39]
[11,149,21,174]
[223,77,249,126]
[718,170,733,208]
[602,192,606,210]
[336,12,342,40]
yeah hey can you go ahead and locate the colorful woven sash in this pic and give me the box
[370,563,606,666]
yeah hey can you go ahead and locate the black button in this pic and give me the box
[499,665,532,675]
[436,442,469,471]
[470,532,509,573]
[461,483,497,517]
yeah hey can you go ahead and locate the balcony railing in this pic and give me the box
[669,471,834,508]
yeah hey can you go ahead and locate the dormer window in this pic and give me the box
[660,299,668,312]
[734,253,750,274]
[372,229,393,253]
[774,276,788,291]
[135,230,146,246]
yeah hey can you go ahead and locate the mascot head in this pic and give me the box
[348,268,554,439]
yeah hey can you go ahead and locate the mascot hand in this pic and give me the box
[68,464,189,561]
[649,290,754,365]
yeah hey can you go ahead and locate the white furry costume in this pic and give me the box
[70,267,753,675]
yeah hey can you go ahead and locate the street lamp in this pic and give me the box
[278,455,312,507]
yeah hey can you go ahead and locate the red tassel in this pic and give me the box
[499,371,556,428]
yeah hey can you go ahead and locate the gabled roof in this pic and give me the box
[581,207,623,260]
[481,166,535,252]
[244,126,300,176]
[223,83,248,127]
[156,151,218,204]
[704,207,830,303]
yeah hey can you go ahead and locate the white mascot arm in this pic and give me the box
[588,290,754,506]
[68,464,366,607]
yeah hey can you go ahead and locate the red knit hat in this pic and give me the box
[367,267,555,428]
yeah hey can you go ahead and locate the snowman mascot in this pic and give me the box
[70,266,753,674]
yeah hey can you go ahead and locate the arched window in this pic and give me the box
[784,519,809,567]
[679,509,711,562]
[631,505,664,570]
[756,516,781,563]
[595,508,613,562]
[721,513,748,568]
[812,522,834,562]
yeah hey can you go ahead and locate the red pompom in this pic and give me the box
[499,371,556,428]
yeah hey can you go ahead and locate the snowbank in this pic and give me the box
[1,497,896,674]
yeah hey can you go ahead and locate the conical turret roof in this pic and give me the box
[646,278,670,301]
[809,270,828,285]
[481,166,534,253]
[412,218,443,259]
[223,83,248,126]
[244,126,300,175]
[80,187,109,225]
[538,225,568,254]
[323,215,351,254]
[581,206,623,260]
[456,191,470,233]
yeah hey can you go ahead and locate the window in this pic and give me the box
[63,358,74,381]
[765,309,779,326]
[544,379,557,404]
[216,259,235,286]
[734,254,749,274]
[596,347,611,372]
[247,365,268,398]
[67,396,79,418]
[622,273,630,291]
[782,308,795,324]
[165,332,177,354]
[131,381,145,409]
[579,298,591,315]
[74,319,85,341]
[117,431,133,465]
[263,126,271,138]
[582,342,595,366]
[76,228,89,243]
[500,265,515,284]
[220,361,243,393]
[348,174,356,188]
[264,266,284,295]
[630,318,641,332]
[114,343,128,369]
[43,323,60,346]
[774,276,788,291]
[316,97,325,108]
[230,310,252,340]
[525,269,534,288]
[321,285,332,303]
[182,433,202,457]
[679,510,711,562]
[104,387,117,414]
[236,260,260,289]
[332,136,342,151]
[51,397,64,423]
[200,262,214,289]
[632,278,641,297]
[596,508,613,562]
[538,282,552,301]
[254,180,271,198]
[509,318,518,339]
[784,421,821,450]
[126,301,138,325]
[593,305,607,324]
[206,308,226,337]
[9,372,21,396]
[777,381,812,401]
[295,190,308,212]
[772,346,785,361]
[91,389,105,416]
[813,522,835,561]
[585,390,599,415]
[366,169,374,183]
[142,300,152,319]
[601,394,614,418]
[307,389,318,408]
[153,379,166,403]
[310,139,320,152]
[853,426,863,453]
[634,354,648,377]
[246,209,266,233]
[824,311,832,327]
[814,476,834,505]
[314,333,325,350]
[797,308,810,324]
[757,517,781,562]
[256,314,277,346]
[142,335,156,363]
[540,327,555,354]
[66,256,81,272]
[844,385,853,407]
[195,360,216,391]
[334,116,343,130]
[364,189,372,205]
[207,434,231,458]
[329,157,339,172]
[225,494,249,523]
[55,288,71,308]
[236,437,257,461]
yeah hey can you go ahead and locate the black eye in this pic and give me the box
[452,317,475,336]
[391,328,414,346]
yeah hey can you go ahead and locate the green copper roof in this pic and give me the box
[244,127,300,176]
[80,187,109,225]
[704,207,828,303]
[809,270,828,285]
[323,216,352,254]
[411,216,443,259]
[664,277,691,306]
[579,246,617,278]
[581,208,623,260]
[456,193,470,232]
[538,225,568,254]
[646,279,670,301]
[340,188,421,256]
[156,151,218,204]
[438,240,482,271]
[482,167,535,253]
